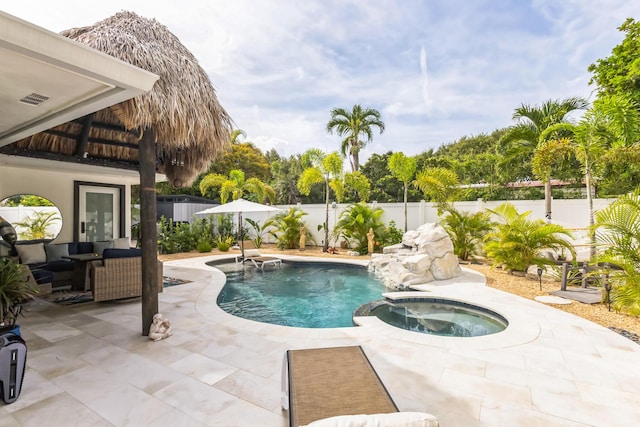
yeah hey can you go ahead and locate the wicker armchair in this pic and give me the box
[89,249,163,302]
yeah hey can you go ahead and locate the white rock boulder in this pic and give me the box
[369,223,462,290]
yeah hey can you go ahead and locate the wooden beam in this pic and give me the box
[139,127,159,336]
[75,113,95,156]
[0,146,140,169]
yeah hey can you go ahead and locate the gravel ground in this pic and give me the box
[159,246,640,343]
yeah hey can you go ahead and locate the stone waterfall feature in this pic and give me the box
[369,223,462,290]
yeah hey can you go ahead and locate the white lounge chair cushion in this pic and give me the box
[244,249,261,257]
[301,412,439,427]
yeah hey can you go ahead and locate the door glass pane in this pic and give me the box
[85,192,114,241]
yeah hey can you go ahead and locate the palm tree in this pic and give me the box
[388,152,417,231]
[412,167,460,215]
[199,169,275,204]
[297,150,345,252]
[499,97,589,222]
[441,207,493,262]
[592,191,640,315]
[539,95,640,259]
[334,202,385,255]
[265,207,311,250]
[327,104,385,172]
[484,203,575,272]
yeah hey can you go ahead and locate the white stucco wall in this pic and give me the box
[0,162,138,243]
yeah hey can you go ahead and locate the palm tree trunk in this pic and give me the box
[403,183,408,232]
[323,179,330,252]
[544,180,552,223]
[585,160,596,261]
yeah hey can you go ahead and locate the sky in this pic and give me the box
[4,1,640,163]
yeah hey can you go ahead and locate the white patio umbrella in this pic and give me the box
[195,198,281,259]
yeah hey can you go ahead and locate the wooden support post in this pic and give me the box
[139,128,158,336]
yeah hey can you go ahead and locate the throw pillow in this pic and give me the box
[92,240,114,255]
[112,237,131,249]
[15,242,47,264]
[45,243,70,262]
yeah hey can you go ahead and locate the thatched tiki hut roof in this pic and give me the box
[4,10,233,187]
[5,11,232,335]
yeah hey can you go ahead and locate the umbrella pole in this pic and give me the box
[239,212,245,261]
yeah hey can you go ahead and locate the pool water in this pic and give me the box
[215,262,385,328]
[368,299,508,337]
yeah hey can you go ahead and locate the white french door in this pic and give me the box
[77,185,120,242]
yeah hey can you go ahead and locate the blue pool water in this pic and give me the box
[215,262,385,328]
[368,299,508,337]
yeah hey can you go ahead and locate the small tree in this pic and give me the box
[388,152,417,231]
[413,167,460,214]
[484,203,575,272]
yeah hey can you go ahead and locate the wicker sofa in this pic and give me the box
[89,248,163,302]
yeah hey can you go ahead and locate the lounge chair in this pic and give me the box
[235,242,282,269]
[282,345,439,426]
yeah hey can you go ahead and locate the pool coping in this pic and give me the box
[162,254,544,350]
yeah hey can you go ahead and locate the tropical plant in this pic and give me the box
[199,169,275,204]
[245,218,269,248]
[413,167,460,214]
[484,203,575,272]
[157,217,196,254]
[388,152,417,231]
[327,104,385,172]
[14,210,61,240]
[215,235,234,252]
[379,220,404,249]
[539,94,640,259]
[442,208,493,262]
[334,202,386,255]
[0,257,39,326]
[265,207,311,250]
[499,97,589,221]
[592,191,640,315]
[298,150,345,252]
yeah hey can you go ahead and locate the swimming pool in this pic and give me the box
[214,261,386,328]
[362,298,508,337]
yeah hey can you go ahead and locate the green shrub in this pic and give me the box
[442,208,493,261]
[265,207,311,249]
[484,203,575,272]
[215,235,234,252]
[335,202,385,254]
[196,238,212,253]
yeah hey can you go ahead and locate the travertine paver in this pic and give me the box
[13,254,640,427]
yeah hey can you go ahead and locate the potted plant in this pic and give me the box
[0,257,39,335]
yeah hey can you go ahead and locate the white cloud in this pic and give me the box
[4,0,638,160]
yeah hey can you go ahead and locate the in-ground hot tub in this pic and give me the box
[356,297,508,337]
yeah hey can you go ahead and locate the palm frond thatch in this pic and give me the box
[12,11,233,185]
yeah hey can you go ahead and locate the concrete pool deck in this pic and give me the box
[6,254,640,426]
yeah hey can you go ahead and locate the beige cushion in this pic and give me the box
[302,412,439,427]
[112,237,130,249]
[16,243,46,264]
[244,249,261,257]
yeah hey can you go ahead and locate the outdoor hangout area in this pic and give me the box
[2,4,640,427]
